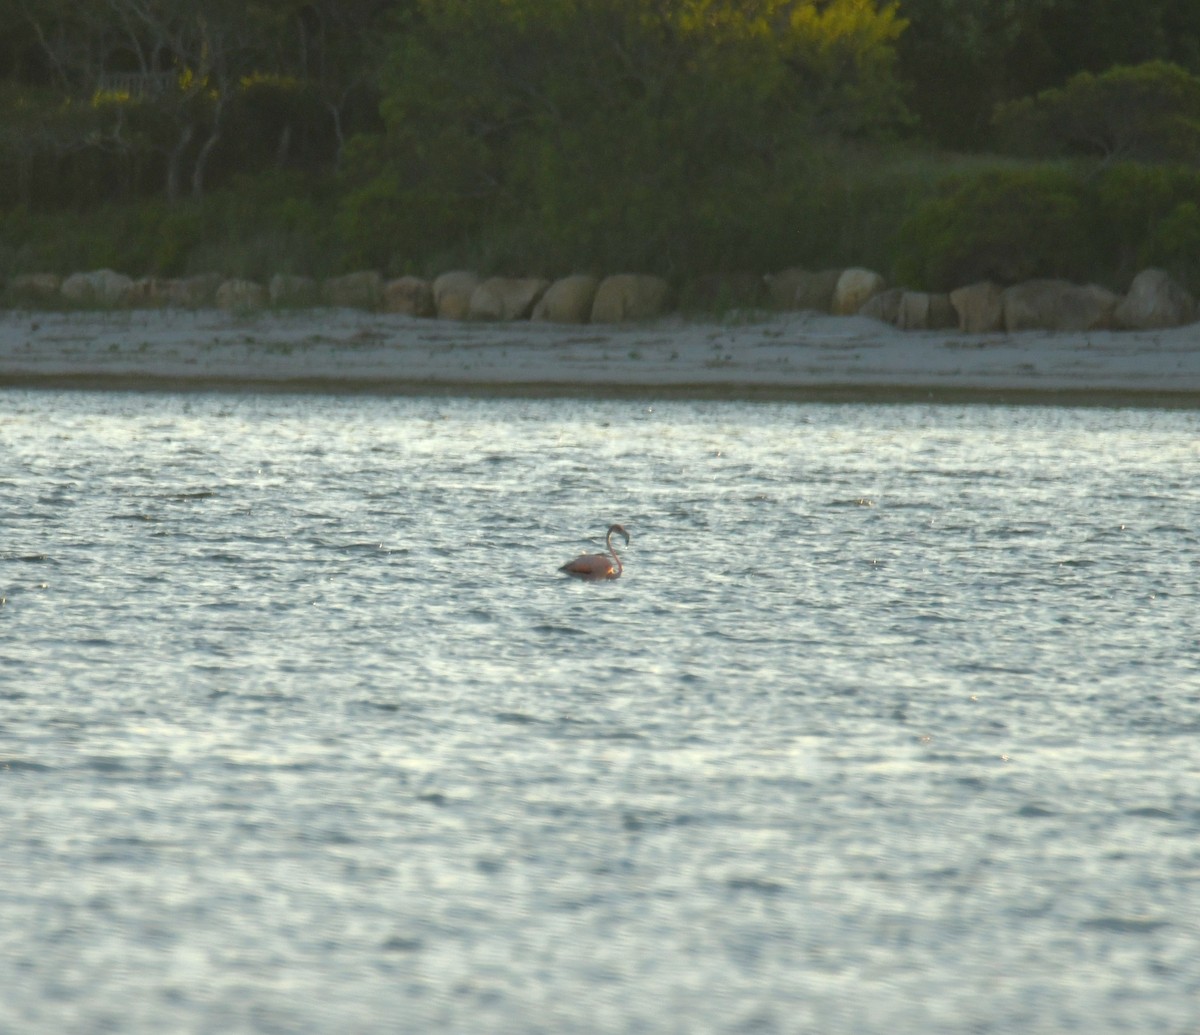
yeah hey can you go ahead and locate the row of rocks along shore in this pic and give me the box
[3,265,1196,334]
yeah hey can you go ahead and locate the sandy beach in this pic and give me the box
[1,307,1199,404]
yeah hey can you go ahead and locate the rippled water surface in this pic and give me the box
[2,389,1199,1034]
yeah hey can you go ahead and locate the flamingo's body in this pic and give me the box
[559,523,630,580]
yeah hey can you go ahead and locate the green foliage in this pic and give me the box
[891,159,1200,293]
[892,165,1095,289]
[1092,162,1200,285]
[994,61,1200,162]
[896,0,1200,147]
[0,171,341,281]
[1029,0,1200,87]
[341,0,911,277]
[1147,202,1200,287]
[5,0,1200,292]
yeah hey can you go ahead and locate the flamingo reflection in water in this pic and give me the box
[558,524,630,581]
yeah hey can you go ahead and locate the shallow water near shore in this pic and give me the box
[2,388,1199,1033]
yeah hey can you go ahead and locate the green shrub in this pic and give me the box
[1140,202,1200,289]
[0,170,342,282]
[1093,162,1200,287]
[994,61,1200,163]
[891,166,1096,290]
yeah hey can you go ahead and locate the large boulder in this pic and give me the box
[1113,268,1196,329]
[833,268,886,316]
[156,273,222,308]
[322,270,382,309]
[432,271,480,320]
[898,291,957,331]
[61,269,134,306]
[270,273,319,306]
[215,278,268,310]
[794,268,843,312]
[590,274,671,323]
[949,281,1004,333]
[859,288,904,326]
[381,276,434,317]
[1003,279,1118,332]
[468,276,549,321]
[123,277,163,307]
[763,267,842,311]
[532,274,599,323]
[59,270,99,304]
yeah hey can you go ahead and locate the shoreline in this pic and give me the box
[2,307,1199,406]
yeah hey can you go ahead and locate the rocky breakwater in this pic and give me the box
[2,264,1196,334]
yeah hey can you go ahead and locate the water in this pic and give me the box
[2,389,1199,1034]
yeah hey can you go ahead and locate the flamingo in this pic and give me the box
[559,523,630,580]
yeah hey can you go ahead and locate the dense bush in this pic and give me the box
[338,0,910,278]
[994,61,1200,162]
[891,160,1200,293]
[897,0,1200,148]
[1093,163,1200,286]
[0,171,341,280]
[6,1,1200,299]
[891,166,1095,290]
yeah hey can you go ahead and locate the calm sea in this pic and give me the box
[2,389,1198,1034]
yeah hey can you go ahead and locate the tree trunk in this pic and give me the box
[191,128,221,198]
[275,124,292,167]
[327,101,345,169]
[166,124,194,203]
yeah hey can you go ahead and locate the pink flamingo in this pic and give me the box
[559,524,630,581]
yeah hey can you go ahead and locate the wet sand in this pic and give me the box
[2,308,1199,405]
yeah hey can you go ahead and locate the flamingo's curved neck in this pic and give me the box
[607,530,623,578]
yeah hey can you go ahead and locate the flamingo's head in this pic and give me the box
[608,523,630,545]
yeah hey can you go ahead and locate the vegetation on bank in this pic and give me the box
[3,1,1200,297]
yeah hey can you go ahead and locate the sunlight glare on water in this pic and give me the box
[1,389,1199,1034]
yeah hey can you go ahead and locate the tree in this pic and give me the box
[342,0,910,272]
[288,0,397,167]
[894,0,1200,148]
[4,0,388,204]
[994,61,1200,163]
[894,0,1058,146]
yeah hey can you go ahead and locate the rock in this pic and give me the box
[124,277,162,307]
[590,274,671,323]
[59,271,97,304]
[157,273,223,308]
[270,273,319,306]
[1003,279,1118,332]
[765,266,841,310]
[833,268,886,316]
[929,293,958,329]
[681,272,765,311]
[794,269,844,313]
[468,276,549,321]
[949,281,1004,333]
[380,276,434,317]
[532,275,599,323]
[215,278,268,310]
[897,291,958,331]
[92,269,134,305]
[61,269,134,306]
[322,270,382,309]
[859,288,904,325]
[432,271,481,320]
[1113,268,1197,329]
